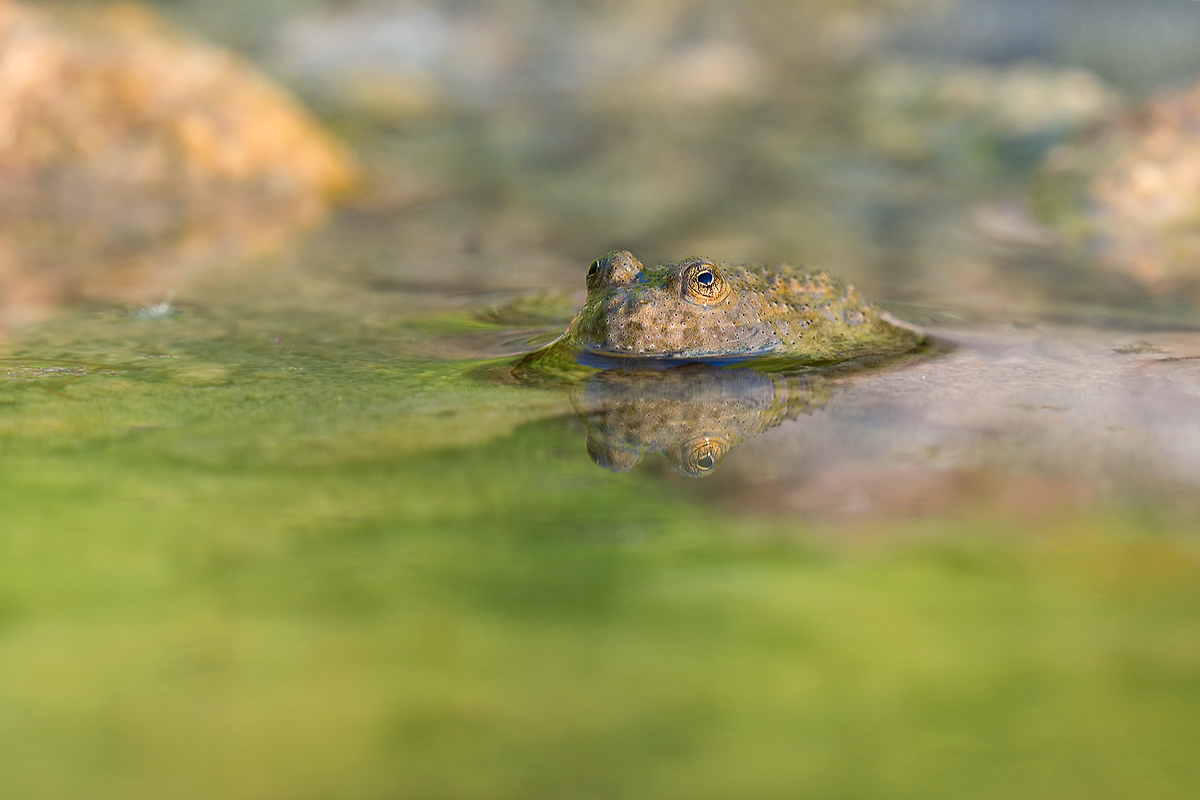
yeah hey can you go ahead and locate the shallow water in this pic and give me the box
[6,0,1200,797]
[3,224,1200,798]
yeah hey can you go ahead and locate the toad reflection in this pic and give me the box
[568,365,833,476]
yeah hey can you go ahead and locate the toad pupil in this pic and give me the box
[696,454,715,469]
[696,271,714,286]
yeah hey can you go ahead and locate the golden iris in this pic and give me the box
[677,435,730,476]
[682,261,730,305]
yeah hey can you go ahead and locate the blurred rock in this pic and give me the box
[859,59,1119,166]
[886,0,1200,92]
[0,0,359,328]
[0,0,356,202]
[271,0,953,117]
[1033,76,1200,291]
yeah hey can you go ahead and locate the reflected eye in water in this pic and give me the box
[670,435,731,477]
[682,261,730,305]
[563,365,835,478]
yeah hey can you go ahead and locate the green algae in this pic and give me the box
[0,299,1197,799]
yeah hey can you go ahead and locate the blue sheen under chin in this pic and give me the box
[575,350,771,370]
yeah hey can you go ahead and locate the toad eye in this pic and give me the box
[673,436,730,477]
[682,261,730,305]
[586,258,604,291]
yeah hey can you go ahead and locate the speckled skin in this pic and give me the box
[570,365,833,476]
[562,251,921,362]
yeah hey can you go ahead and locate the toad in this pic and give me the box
[521,251,922,376]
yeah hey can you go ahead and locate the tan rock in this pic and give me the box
[0,1,360,330]
[0,0,357,200]
[1038,77,1200,291]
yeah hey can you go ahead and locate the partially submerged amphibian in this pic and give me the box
[519,251,922,377]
